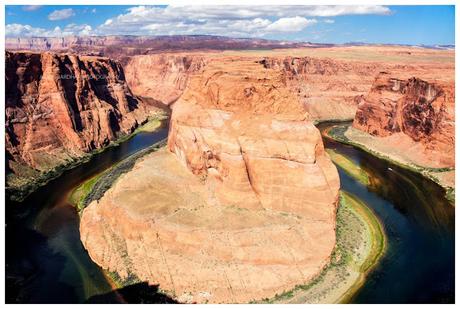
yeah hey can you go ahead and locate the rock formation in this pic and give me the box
[6,51,159,186]
[124,54,206,105]
[258,56,378,120]
[80,57,340,303]
[353,72,455,167]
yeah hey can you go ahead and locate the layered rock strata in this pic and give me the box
[6,51,158,181]
[80,57,340,303]
[353,72,455,167]
[258,56,378,120]
[124,54,206,105]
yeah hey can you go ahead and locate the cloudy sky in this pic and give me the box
[5,5,455,45]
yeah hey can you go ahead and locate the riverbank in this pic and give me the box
[7,114,167,202]
[326,149,369,186]
[68,138,167,212]
[324,124,455,204]
[258,191,385,304]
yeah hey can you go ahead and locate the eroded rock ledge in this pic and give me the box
[80,57,340,303]
[353,72,455,167]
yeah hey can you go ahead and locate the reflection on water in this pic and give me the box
[6,124,169,304]
[318,122,454,304]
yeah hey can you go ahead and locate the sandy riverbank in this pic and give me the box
[325,124,455,204]
[259,191,385,304]
[68,117,164,211]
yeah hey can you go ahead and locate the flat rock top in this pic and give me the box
[80,149,336,303]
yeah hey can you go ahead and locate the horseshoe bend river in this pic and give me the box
[5,121,455,304]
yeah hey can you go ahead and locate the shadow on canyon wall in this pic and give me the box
[85,282,178,304]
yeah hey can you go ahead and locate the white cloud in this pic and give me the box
[324,19,335,24]
[6,23,92,37]
[94,5,390,37]
[9,5,391,38]
[266,17,316,32]
[92,9,97,14]
[22,6,42,12]
[48,8,75,21]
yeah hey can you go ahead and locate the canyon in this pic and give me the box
[5,40,455,303]
[6,35,331,59]
[5,51,162,197]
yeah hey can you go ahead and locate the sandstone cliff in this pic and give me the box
[122,53,379,122]
[124,54,206,105]
[80,57,340,303]
[6,51,159,191]
[353,72,455,167]
[258,56,378,120]
[168,57,340,211]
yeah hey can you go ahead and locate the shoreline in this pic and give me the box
[7,114,167,203]
[323,124,455,204]
[258,191,386,304]
[70,119,387,304]
[68,139,167,212]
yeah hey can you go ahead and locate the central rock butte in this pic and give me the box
[80,56,340,303]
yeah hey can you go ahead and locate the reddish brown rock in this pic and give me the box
[353,72,455,167]
[6,51,159,184]
[258,56,378,120]
[168,57,339,212]
[124,54,205,105]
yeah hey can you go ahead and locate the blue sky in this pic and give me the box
[5,5,455,45]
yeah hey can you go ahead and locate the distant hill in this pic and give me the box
[5,35,335,59]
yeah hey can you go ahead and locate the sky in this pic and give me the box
[5,5,455,45]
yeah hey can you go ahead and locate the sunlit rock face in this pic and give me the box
[258,56,379,121]
[5,51,158,176]
[80,56,340,303]
[124,54,206,105]
[168,57,340,215]
[353,72,455,167]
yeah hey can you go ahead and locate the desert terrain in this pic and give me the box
[5,39,455,303]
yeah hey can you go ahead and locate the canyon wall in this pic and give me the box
[6,51,159,188]
[124,54,206,105]
[122,53,381,122]
[259,56,378,120]
[353,72,455,167]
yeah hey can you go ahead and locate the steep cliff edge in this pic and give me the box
[6,51,160,197]
[80,57,340,303]
[168,57,340,212]
[123,54,206,105]
[258,56,378,120]
[353,72,455,168]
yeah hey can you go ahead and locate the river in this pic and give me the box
[5,121,454,303]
